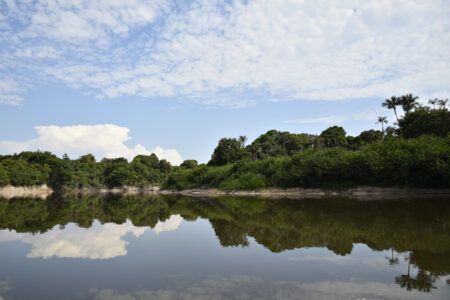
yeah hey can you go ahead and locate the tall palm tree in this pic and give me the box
[399,94,419,115]
[376,116,388,134]
[382,96,400,122]
[238,135,248,148]
[438,99,448,110]
[428,98,438,109]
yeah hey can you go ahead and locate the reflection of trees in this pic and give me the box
[385,248,399,265]
[395,252,437,293]
[0,195,449,283]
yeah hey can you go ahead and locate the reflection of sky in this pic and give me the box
[0,218,448,300]
[85,276,450,300]
[0,215,182,259]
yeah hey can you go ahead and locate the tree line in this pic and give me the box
[0,94,449,190]
[165,94,449,189]
[0,152,173,190]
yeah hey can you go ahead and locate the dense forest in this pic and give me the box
[0,94,449,190]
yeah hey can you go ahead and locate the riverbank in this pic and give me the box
[159,186,450,200]
[1,185,449,200]
[0,184,53,200]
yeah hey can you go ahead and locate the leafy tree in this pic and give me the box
[107,166,133,187]
[48,159,76,189]
[180,160,198,169]
[133,154,159,169]
[159,159,172,175]
[359,130,383,144]
[398,107,450,138]
[209,138,247,166]
[131,154,163,186]
[320,126,347,148]
[247,130,312,158]
[100,158,131,187]
[74,154,100,187]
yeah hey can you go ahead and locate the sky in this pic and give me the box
[0,0,449,164]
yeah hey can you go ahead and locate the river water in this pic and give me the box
[0,195,449,299]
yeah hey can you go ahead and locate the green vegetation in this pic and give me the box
[164,94,449,190]
[163,135,449,190]
[0,94,449,190]
[0,152,173,190]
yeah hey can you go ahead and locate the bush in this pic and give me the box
[219,173,267,190]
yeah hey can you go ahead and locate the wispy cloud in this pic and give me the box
[1,0,449,106]
[285,116,348,124]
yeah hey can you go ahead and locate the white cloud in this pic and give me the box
[0,215,182,259]
[1,0,449,106]
[0,124,183,165]
[15,0,170,43]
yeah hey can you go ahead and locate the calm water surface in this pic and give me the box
[0,195,449,299]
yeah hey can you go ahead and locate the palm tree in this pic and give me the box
[382,96,400,122]
[376,116,388,134]
[428,98,438,109]
[238,135,248,148]
[385,248,399,265]
[438,99,448,110]
[399,94,419,115]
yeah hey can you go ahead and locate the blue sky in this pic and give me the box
[0,0,449,164]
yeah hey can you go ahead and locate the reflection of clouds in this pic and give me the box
[26,221,147,259]
[288,255,388,268]
[88,276,447,300]
[0,215,182,259]
[152,215,182,234]
[0,281,12,300]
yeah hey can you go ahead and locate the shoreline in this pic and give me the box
[0,184,53,200]
[158,187,450,200]
[0,185,449,200]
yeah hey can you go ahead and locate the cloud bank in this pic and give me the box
[1,0,449,106]
[0,124,183,165]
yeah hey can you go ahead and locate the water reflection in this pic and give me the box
[0,215,181,259]
[86,276,449,300]
[0,194,449,298]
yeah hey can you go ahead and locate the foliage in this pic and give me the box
[180,159,198,169]
[219,173,267,190]
[0,152,173,189]
[246,130,313,159]
[320,126,347,148]
[162,135,449,189]
[209,138,249,166]
[398,107,450,138]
